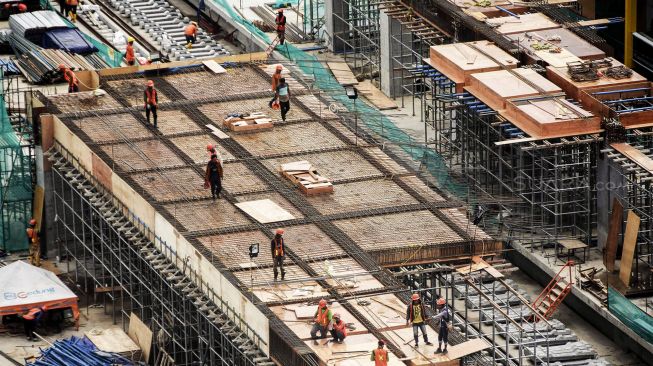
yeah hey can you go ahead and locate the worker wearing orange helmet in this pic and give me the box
[143,80,158,128]
[370,340,389,366]
[271,64,283,91]
[125,37,136,66]
[206,144,223,165]
[26,218,40,267]
[185,21,198,49]
[270,228,286,281]
[59,64,78,93]
[66,0,78,22]
[330,313,347,343]
[275,8,286,45]
[310,298,332,340]
[406,293,431,347]
[433,297,452,354]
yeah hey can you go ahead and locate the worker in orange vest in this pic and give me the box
[270,228,285,281]
[26,218,40,267]
[21,306,45,341]
[330,313,347,343]
[275,9,286,45]
[59,64,78,93]
[371,340,389,366]
[185,21,198,49]
[406,293,432,347]
[66,0,78,22]
[125,37,136,66]
[143,80,158,128]
[310,299,332,340]
[269,64,283,107]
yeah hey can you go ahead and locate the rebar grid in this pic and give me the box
[130,167,209,203]
[221,162,272,195]
[138,109,206,136]
[47,91,123,113]
[106,79,173,106]
[168,134,236,164]
[69,113,154,144]
[164,66,271,100]
[198,97,313,125]
[98,139,185,172]
[164,199,253,232]
[196,230,276,270]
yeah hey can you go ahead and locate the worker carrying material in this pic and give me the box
[275,8,286,45]
[310,299,332,340]
[371,340,389,366]
[185,21,198,49]
[330,313,347,343]
[26,218,40,267]
[270,228,286,281]
[66,0,78,22]
[59,64,78,93]
[143,80,158,128]
[204,154,223,199]
[21,305,45,341]
[406,293,432,347]
[433,297,452,354]
[272,77,291,121]
[125,37,135,66]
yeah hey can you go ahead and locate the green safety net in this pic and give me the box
[0,71,33,252]
[210,0,467,198]
[608,287,653,344]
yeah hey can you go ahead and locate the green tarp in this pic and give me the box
[608,287,653,344]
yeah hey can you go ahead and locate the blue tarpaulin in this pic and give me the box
[41,27,97,54]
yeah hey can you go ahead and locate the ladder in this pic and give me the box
[265,36,281,57]
[532,260,575,320]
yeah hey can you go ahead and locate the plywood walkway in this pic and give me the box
[357,80,398,110]
[327,60,359,86]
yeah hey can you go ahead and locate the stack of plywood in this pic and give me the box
[85,327,142,362]
[280,161,334,195]
[223,112,273,132]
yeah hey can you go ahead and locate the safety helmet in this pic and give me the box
[318,299,327,307]
[128,37,135,43]
[29,219,36,226]
[333,313,340,319]
[437,298,446,306]
[206,143,214,151]
[275,64,283,71]
[58,64,66,70]
[147,80,154,87]
[411,293,420,301]
[277,8,284,12]
[191,21,198,25]
[276,228,284,235]
[378,340,385,347]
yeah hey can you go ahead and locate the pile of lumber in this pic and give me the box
[223,112,273,132]
[280,161,333,196]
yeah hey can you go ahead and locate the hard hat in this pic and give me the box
[58,64,66,70]
[411,293,420,301]
[378,340,385,347]
[29,219,36,226]
[275,64,283,71]
[277,8,284,12]
[206,143,214,150]
[318,299,327,307]
[276,228,284,235]
[147,80,154,87]
[191,21,198,25]
[333,313,340,319]
[437,298,446,306]
[127,37,135,43]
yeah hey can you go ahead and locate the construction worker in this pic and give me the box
[125,37,136,66]
[204,154,223,199]
[330,313,347,343]
[59,64,78,93]
[275,9,286,45]
[371,340,389,366]
[66,0,78,22]
[406,293,432,347]
[144,80,158,128]
[271,64,283,91]
[271,228,286,281]
[185,21,198,49]
[273,77,291,121]
[310,299,332,340]
[21,305,45,341]
[206,144,223,165]
[433,298,452,354]
[26,219,40,267]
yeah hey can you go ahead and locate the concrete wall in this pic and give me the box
[324,0,347,52]
[596,153,627,250]
[379,11,402,98]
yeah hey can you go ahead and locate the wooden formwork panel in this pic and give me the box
[308,258,384,295]
[47,92,122,113]
[280,224,346,261]
[168,135,235,164]
[199,97,311,125]
[230,122,347,158]
[72,113,153,144]
[164,67,269,99]
[270,302,366,340]
[233,265,329,303]
[163,200,251,232]
[138,109,203,136]
[398,176,446,202]
[263,150,383,183]
[99,140,184,172]
[234,192,304,219]
[130,167,208,202]
[196,230,274,270]
[307,178,418,215]
[221,162,270,195]
[105,79,172,106]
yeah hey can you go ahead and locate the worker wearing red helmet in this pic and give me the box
[59,64,78,93]
[406,293,432,347]
[310,298,332,340]
[26,218,40,267]
[275,8,286,45]
[433,297,452,354]
[143,80,158,128]
[330,313,347,343]
[370,340,389,366]
[270,228,286,281]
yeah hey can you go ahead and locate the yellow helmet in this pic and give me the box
[127,37,135,43]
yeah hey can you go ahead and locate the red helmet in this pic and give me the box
[411,293,420,301]
[18,3,27,11]
[206,143,214,151]
[147,80,154,87]
[318,299,327,308]
[275,228,284,235]
[58,64,66,70]
[437,298,446,306]
[29,219,36,226]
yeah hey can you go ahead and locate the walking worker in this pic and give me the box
[66,0,78,22]
[271,228,286,281]
[59,64,78,93]
[26,218,40,267]
[274,77,291,121]
[185,21,198,48]
[125,37,136,66]
[204,154,223,199]
[406,293,432,347]
[330,313,347,343]
[433,297,452,354]
[206,144,223,165]
[144,80,158,128]
[275,8,286,45]
[310,299,332,340]
[271,64,283,91]
[21,305,45,341]
[371,340,389,366]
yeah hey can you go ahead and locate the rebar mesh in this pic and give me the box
[47,91,122,113]
[139,110,205,136]
[106,79,173,106]
[164,67,270,99]
[99,140,184,172]
[197,230,274,270]
[281,224,347,261]
[72,113,153,144]
[164,199,252,232]
[222,162,271,195]
[131,167,208,202]
[199,97,311,124]
[168,135,236,164]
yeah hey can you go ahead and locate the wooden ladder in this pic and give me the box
[532,260,575,320]
[265,36,280,57]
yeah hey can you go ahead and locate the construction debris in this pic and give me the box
[223,112,273,132]
[280,160,334,195]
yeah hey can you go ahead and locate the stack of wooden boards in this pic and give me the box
[280,161,334,195]
[223,112,273,132]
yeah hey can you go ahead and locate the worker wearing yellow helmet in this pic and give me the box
[125,37,136,66]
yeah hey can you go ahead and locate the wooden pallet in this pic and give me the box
[280,160,334,196]
[223,112,274,132]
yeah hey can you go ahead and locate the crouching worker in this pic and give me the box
[330,313,347,343]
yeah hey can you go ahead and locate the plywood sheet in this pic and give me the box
[128,313,152,362]
[353,294,407,329]
[430,338,490,362]
[619,210,640,287]
[235,199,296,223]
[611,143,653,175]
[270,302,367,340]
[604,198,623,272]
[487,13,560,35]
[32,185,44,232]
[357,80,398,110]
[506,29,605,61]
[533,48,582,68]
[305,333,404,366]
[327,61,359,86]
[203,60,227,74]
[86,327,141,355]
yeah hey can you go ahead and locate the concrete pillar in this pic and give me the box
[325,0,347,52]
[596,153,626,250]
[380,12,403,98]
